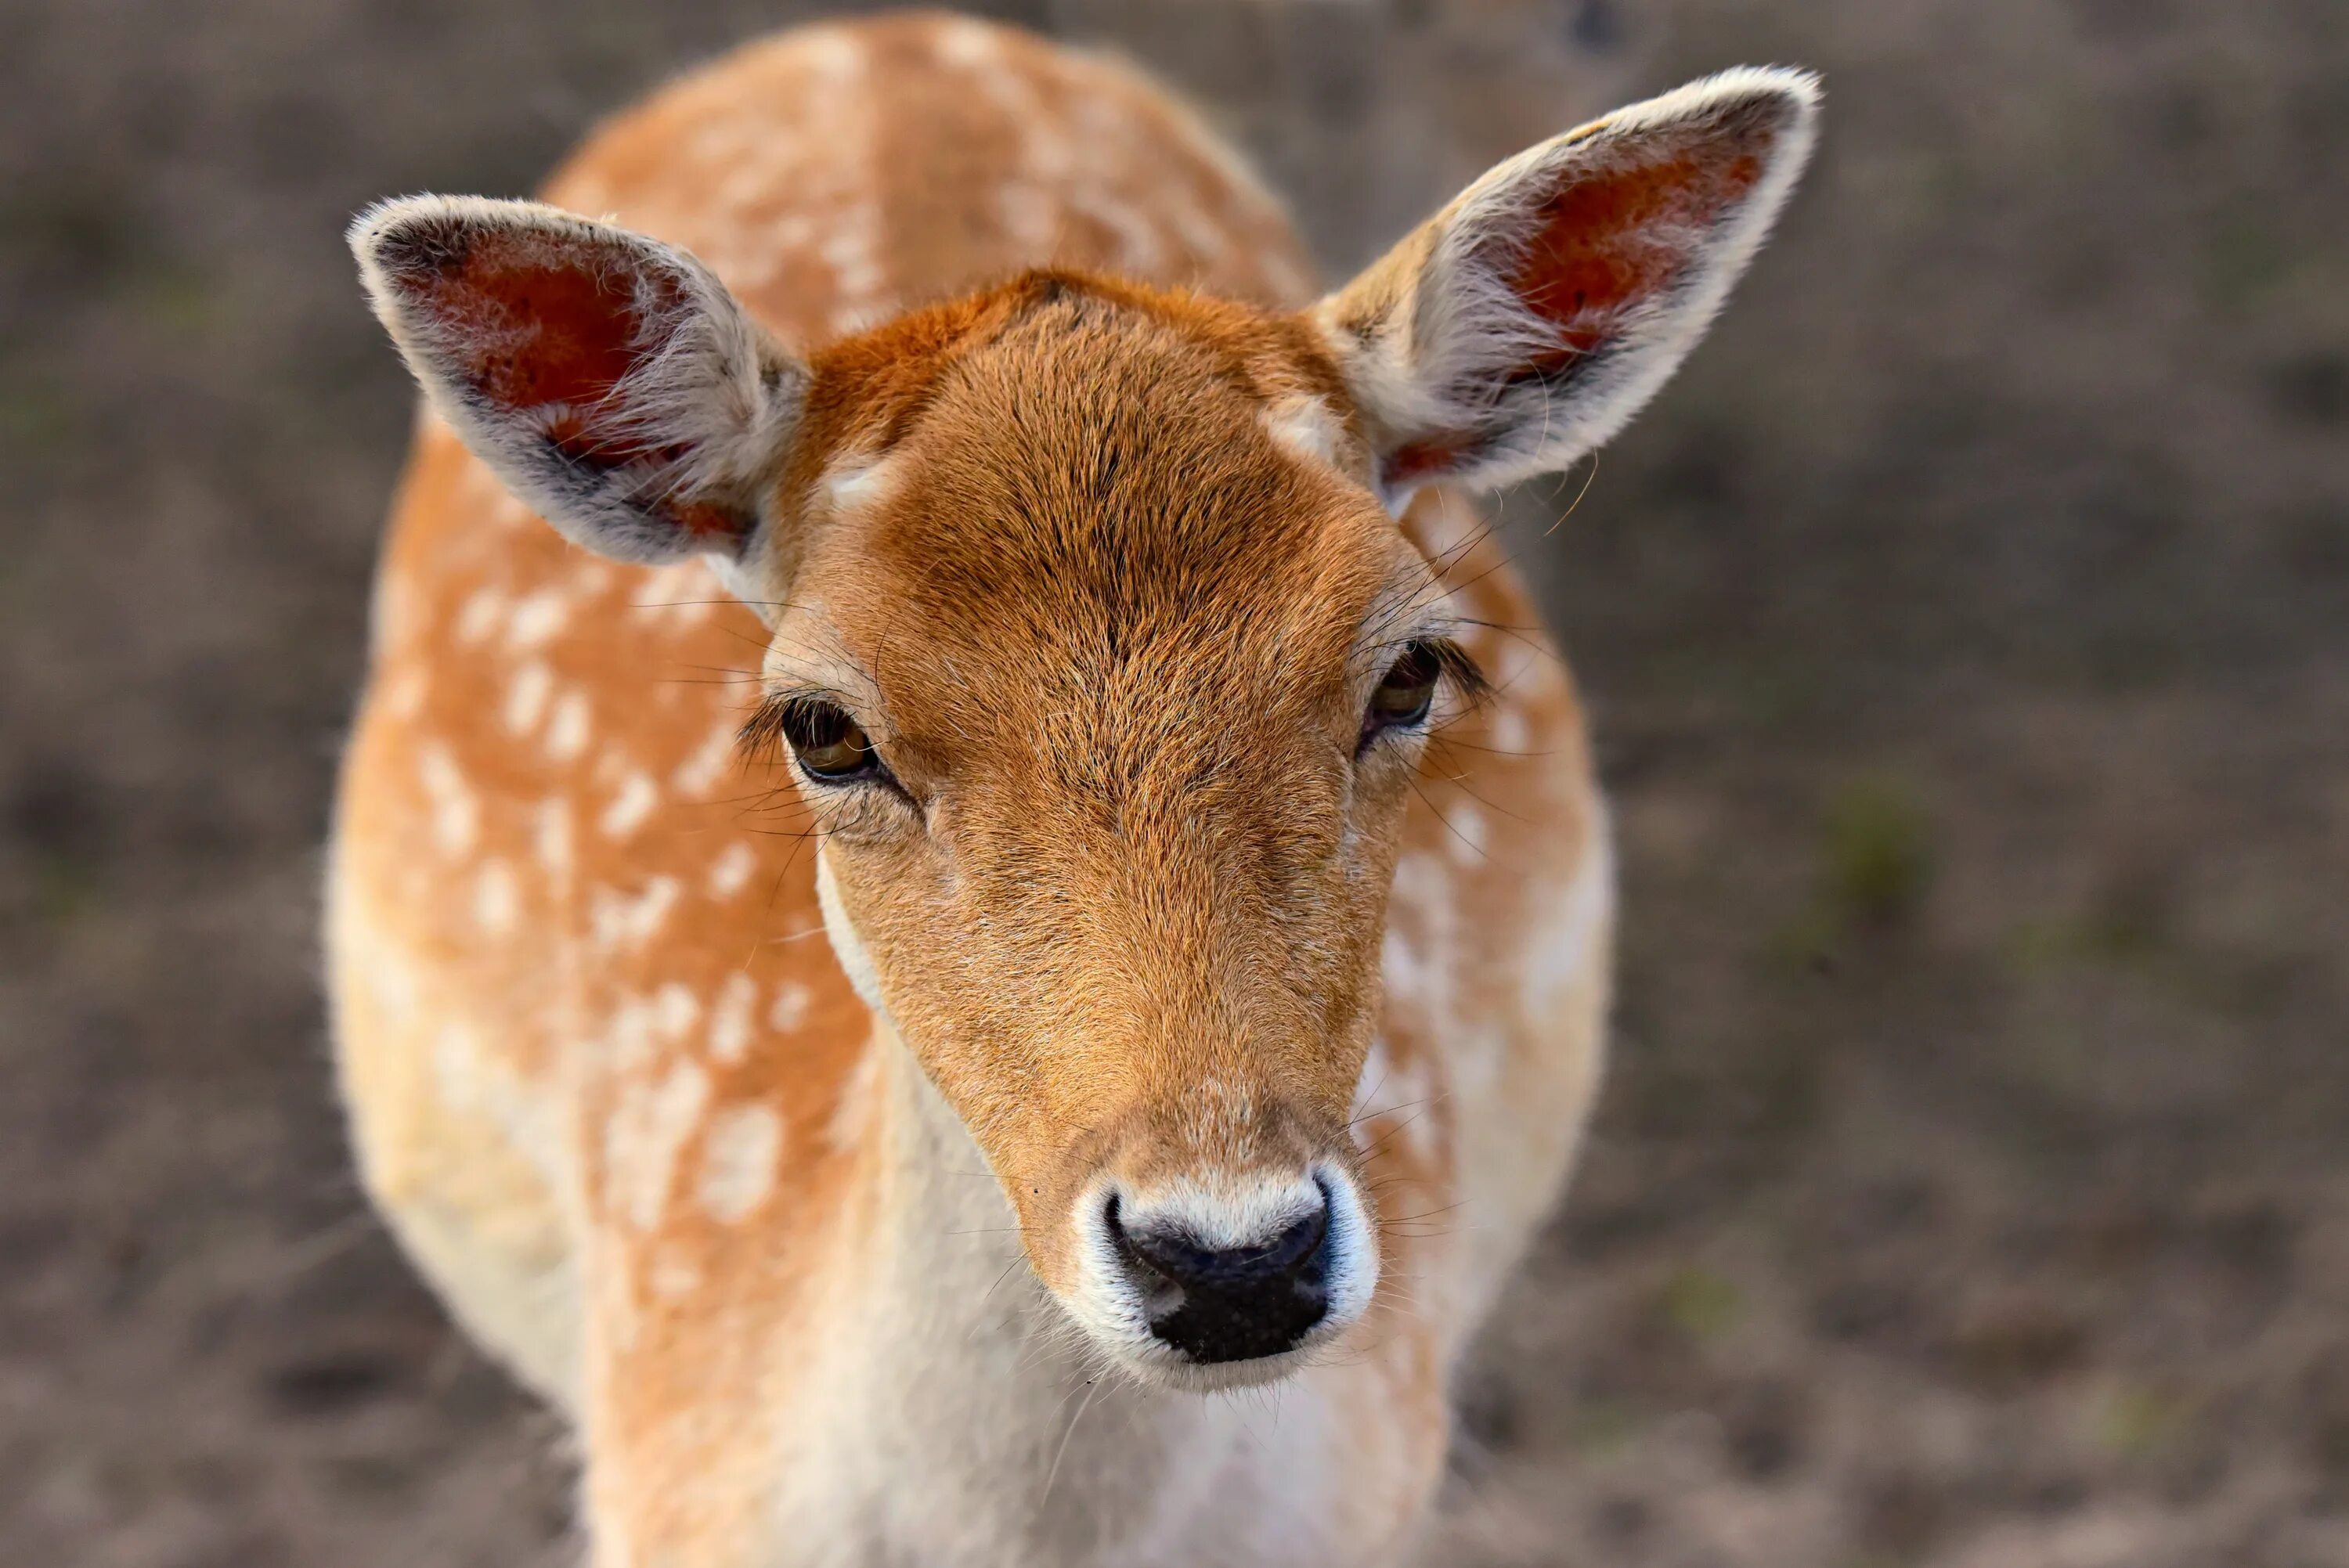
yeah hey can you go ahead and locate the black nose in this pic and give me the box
[1106,1191,1333,1364]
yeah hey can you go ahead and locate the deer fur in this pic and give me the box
[330,13,1817,1564]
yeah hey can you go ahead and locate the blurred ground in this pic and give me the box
[2,1,2346,1564]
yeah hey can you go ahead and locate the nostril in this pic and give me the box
[1110,1190,1331,1292]
[1126,1206,1322,1288]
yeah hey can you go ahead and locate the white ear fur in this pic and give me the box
[1312,67,1820,504]
[349,194,807,568]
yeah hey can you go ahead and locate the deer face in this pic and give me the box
[756,287,1450,1380]
[350,67,1817,1386]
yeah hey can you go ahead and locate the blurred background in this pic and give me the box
[3,0,2344,1563]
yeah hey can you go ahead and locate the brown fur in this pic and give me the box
[332,13,1814,1563]
[781,274,1416,1288]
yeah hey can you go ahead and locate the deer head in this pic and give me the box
[349,67,1817,1390]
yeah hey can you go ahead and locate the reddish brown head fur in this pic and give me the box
[774,275,1431,1310]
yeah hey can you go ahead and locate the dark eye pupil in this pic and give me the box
[780,701,875,779]
[1367,644,1442,731]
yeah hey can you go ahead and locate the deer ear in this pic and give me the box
[350,195,806,568]
[1310,67,1819,503]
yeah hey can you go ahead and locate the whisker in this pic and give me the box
[1539,449,1600,535]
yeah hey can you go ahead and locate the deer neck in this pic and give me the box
[785,1011,1322,1565]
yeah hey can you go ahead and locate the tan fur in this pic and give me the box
[331,13,1814,1564]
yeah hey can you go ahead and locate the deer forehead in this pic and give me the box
[760,293,1434,747]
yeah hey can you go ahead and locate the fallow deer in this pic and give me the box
[330,13,1817,1564]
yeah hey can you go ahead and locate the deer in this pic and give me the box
[330,11,1817,1565]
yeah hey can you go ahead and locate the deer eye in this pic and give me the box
[1361,642,1443,747]
[778,700,880,782]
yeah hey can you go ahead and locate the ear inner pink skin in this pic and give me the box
[398,230,743,542]
[1510,149,1767,359]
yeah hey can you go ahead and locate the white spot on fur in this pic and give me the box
[506,589,568,651]
[1383,852,1459,1033]
[591,878,680,951]
[689,118,753,164]
[718,162,776,210]
[536,798,572,880]
[769,981,812,1033]
[545,690,592,762]
[932,14,1003,65]
[821,226,886,300]
[654,982,702,1042]
[1351,1034,1442,1161]
[605,1059,711,1231]
[606,995,657,1074]
[771,213,815,251]
[425,1017,565,1187]
[698,1103,784,1224]
[1072,189,1161,272]
[1519,816,1615,1025]
[1448,802,1488,863]
[503,661,552,735]
[453,588,505,644]
[706,842,756,900]
[1381,926,1427,1011]
[600,771,659,838]
[417,744,478,856]
[998,182,1057,250]
[473,859,518,935]
[1166,194,1236,264]
[800,26,867,83]
[648,595,716,633]
[1490,705,1532,755]
[1019,125,1076,182]
[674,722,738,798]
[708,972,757,1065]
[382,666,428,719]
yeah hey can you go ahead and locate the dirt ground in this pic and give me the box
[3,1,2345,1564]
